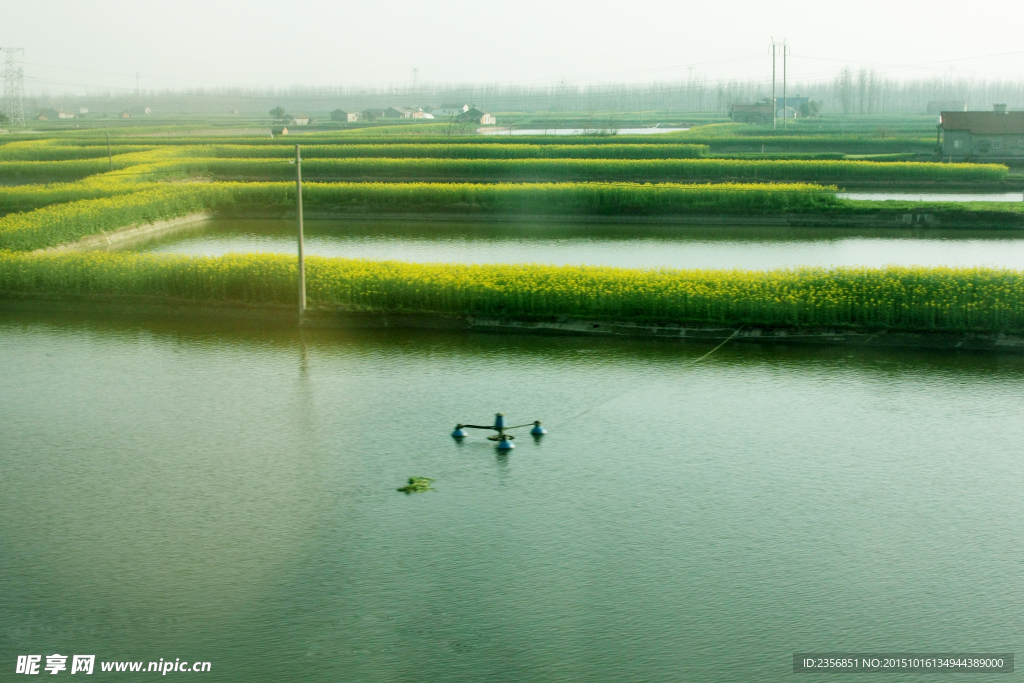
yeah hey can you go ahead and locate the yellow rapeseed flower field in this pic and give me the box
[2,251,1023,333]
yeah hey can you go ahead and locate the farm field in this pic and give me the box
[11,6,1024,682]
[1,119,1023,337]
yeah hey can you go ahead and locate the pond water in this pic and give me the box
[2,310,1023,682]
[841,192,1024,202]
[128,218,1024,270]
[480,127,689,135]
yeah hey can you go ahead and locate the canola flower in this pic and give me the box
[0,186,209,251]
[0,181,840,251]
[193,143,711,160]
[180,156,1007,183]
[2,251,1023,334]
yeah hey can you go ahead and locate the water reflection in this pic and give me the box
[127,218,1024,270]
[842,191,1024,202]
[4,311,1024,682]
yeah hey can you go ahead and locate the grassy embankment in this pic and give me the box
[2,176,1023,252]
[11,155,1004,185]
[0,182,838,251]
[3,250,1024,334]
[175,156,1005,183]
[2,124,1023,336]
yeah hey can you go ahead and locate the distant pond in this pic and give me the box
[124,218,1024,270]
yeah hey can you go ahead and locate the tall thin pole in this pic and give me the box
[782,44,787,130]
[771,44,776,130]
[295,144,306,316]
[106,133,113,172]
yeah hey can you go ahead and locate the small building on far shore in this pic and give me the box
[384,107,417,119]
[330,109,360,122]
[729,99,774,124]
[433,104,469,117]
[456,107,495,125]
[941,105,1024,158]
[41,109,76,120]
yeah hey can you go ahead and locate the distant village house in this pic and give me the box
[456,107,496,125]
[729,100,774,124]
[40,109,76,120]
[940,104,1024,158]
[330,109,360,122]
[776,96,808,119]
[433,104,469,117]
[730,97,808,124]
[384,107,417,119]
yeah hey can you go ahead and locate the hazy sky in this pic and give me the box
[6,0,1024,93]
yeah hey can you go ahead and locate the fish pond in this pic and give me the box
[481,127,689,135]
[2,310,1023,682]
[125,217,1024,270]
[840,191,1024,202]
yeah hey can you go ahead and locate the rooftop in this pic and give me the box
[941,111,1024,134]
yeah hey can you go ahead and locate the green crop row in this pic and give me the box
[683,135,937,154]
[3,251,1023,333]
[46,133,699,148]
[0,174,164,215]
[186,157,1006,183]
[0,142,156,161]
[0,186,210,252]
[0,181,839,251]
[0,149,184,183]
[193,143,709,160]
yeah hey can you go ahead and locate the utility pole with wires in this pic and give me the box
[770,38,788,130]
[782,42,790,129]
[771,41,776,130]
[1,47,26,126]
[294,145,306,317]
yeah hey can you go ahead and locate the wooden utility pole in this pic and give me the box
[782,46,790,131]
[771,43,776,130]
[106,133,112,171]
[783,44,788,130]
[295,144,306,316]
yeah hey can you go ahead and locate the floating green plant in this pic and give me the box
[397,477,434,494]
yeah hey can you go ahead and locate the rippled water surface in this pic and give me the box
[2,311,1024,682]
[129,218,1024,270]
[840,192,1024,202]
[480,127,689,135]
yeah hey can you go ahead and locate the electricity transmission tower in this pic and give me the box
[2,47,25,126]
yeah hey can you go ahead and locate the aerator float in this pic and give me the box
[451,413,546,450]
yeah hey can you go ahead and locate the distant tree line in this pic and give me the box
[21,71,1024,117]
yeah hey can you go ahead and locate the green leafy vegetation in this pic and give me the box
[173,157,1006,183]
[3,251,1024,333]
[397,477,435,493]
